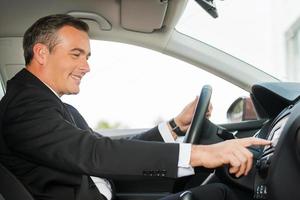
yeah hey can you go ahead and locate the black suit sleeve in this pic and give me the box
[127,126,164,141]
[65,103,164,142]
[3,89,179,179]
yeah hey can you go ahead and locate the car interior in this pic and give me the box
[0,0,300,200]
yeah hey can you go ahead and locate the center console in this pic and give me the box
[254,106,292,199]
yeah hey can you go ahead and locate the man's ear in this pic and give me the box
[32,43,49,65]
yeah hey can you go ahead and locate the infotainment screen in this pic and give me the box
[267,115,289,147]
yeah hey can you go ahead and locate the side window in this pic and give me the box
[62,41,255,130]
[286,17,300,81]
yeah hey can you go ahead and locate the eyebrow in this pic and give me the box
[71,48,91,57]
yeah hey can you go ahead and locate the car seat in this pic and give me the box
[0,162,34,200]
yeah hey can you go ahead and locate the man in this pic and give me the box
[0,14,270,200]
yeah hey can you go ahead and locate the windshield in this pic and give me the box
[176,0,300,81]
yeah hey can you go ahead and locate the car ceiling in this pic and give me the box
[0,0,186,49]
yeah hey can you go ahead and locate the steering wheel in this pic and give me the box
[183,85,212,144]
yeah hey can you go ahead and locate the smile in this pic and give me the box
[71,74,82,81]
[71,74,82,82]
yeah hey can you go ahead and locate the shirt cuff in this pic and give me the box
[177,143,195,177]
[158,122,194,177]
[158,122,176,143]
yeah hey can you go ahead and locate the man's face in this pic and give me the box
[44,25,91,96]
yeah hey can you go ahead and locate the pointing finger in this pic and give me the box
[238,137,271,147]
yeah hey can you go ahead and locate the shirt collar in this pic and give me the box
[43,82,60,98]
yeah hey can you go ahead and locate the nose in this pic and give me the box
[81,59,90,74]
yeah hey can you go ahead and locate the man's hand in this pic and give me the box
[190,137,271,177]
[173,97,198,133]
[174,97,213,133]
[205,102,213,118]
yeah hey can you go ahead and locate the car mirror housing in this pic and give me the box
[227,97,258,123]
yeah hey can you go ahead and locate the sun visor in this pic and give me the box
[121,0,168,33]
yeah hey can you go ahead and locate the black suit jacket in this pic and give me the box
[0,69,179,200]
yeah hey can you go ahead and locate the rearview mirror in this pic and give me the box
[227,97,258,123]
[195,0,218,18]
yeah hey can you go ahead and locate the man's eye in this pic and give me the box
[72,54,80,58]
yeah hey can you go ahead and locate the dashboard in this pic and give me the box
[249,83,300,200]
[254,107,291,199]
[215,82,300,200]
